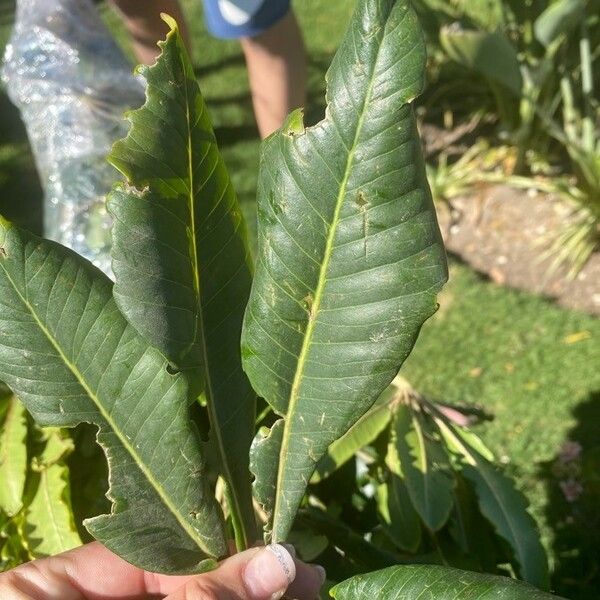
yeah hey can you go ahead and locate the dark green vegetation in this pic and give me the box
[332,564,565,599]
[416,0,600,273]
[0,0,598,598]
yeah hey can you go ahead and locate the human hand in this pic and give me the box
[0,541,325,599]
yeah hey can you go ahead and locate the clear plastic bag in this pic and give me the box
[2,0,144,275]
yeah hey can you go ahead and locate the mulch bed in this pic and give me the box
[435,185,600,316]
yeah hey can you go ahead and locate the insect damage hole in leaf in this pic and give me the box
[166,364,181,376]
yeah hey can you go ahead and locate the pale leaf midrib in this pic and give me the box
[178,49,251,547]
[0,260,212,555]
[40,468,68,550]
[272,15,391,539]
[182,47,202,360]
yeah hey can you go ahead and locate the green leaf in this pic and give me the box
[534,0,587,48]
[0,395,28,517]
[108,16,256,548]
[312,385,394,483]
[375,478,421,553]
[250,420,284,536]
[241,0,447,542]
[297,508,403,571]
[449,473,503,573]
[24,432,81,557]
[439,27,523,96]
[287,528,328,562]
[436,418,549,589]
[376,414,421,551]
[330,564,566,599]
[392,406,454,531]
[449,424,495,463]
[0,217,227,573]
[0,513,30,570]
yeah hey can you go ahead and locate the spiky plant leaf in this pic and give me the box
[0,513,29,570]
[25,432,81,557]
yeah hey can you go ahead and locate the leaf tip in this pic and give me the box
[160,13,178,33]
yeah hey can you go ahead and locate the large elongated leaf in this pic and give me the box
[378,413,422,551]
[330,565,565,599]
[0,217,227,573]
[25,431,81,557]
[242,0,447,542]
[0,395,27,517]
[108,17,256,547]
[392,406,454,532]
[376,478,421,553]
[436,418,549,589]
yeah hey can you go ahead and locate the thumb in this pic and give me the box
[166,543,322,600]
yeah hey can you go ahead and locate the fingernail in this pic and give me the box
[281,543,296,559]
[244,543,296,600]
[314,564,327,585]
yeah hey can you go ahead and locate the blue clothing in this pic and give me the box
[202,0,290,39]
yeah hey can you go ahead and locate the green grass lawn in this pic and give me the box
[0,1,598,597]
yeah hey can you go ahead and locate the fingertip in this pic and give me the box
[243,544,296,599]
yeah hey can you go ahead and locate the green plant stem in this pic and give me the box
[579,18,595,153]
[225,484,249,552]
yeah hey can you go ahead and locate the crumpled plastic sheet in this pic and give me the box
[2,0,144,276]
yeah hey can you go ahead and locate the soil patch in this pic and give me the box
[435,185,600,315]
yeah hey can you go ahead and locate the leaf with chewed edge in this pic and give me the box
[242,0,447,542]
[0,217,227,573]
[108,16,256,549]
